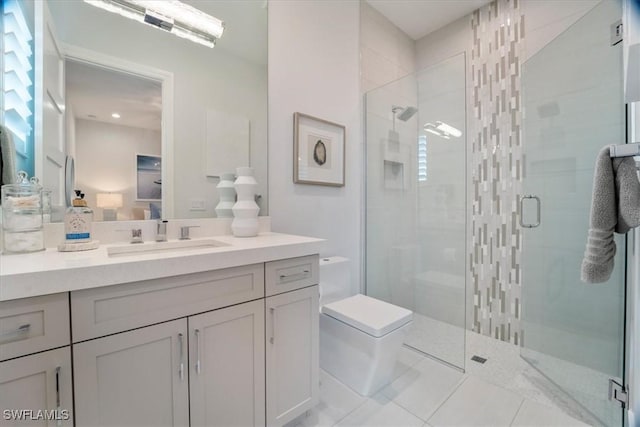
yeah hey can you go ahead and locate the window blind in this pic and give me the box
[2,0,33,150]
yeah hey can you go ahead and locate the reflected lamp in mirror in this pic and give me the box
[83,0,225,48]
[96,192,123,221]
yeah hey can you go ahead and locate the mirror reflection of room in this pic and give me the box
[1,0,268,222]
[67,60,162,222]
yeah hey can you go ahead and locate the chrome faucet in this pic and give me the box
[116,228,143,244]
[156,220,168,242]
[179,225,200,240]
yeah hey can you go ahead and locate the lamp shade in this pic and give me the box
[96,193,123,209]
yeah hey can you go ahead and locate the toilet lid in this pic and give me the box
[321,294,413,338]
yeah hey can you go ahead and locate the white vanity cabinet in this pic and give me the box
[265,256,320,427]
[0,293,73,426]
[1,242,322,427]
[71,264,267,427]
[73,319,189,427]
[0,347,73,426]
[189,299,265,427]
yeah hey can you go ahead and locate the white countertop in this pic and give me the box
[0,232,325,302]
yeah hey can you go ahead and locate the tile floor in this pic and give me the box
[286,345,593,427]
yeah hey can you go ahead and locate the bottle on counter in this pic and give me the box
[64,190,93,243]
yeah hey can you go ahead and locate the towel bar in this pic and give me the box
[610,142,640,158]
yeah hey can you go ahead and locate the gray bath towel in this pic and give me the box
[0,125,18,187]
[581,145,640,283]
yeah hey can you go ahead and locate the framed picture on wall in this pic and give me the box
[293,112,345,187]
[136,154,162,200]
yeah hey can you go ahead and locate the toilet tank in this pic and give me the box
[319,256,351,306]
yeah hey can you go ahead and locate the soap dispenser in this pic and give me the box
[64,190,93,243]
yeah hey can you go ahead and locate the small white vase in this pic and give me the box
[231,167,260,237]
[215,173,236,218]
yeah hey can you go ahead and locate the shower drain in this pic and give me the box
[470,355,488,364]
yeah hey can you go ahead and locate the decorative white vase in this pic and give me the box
[231,167,260,237]
[215,173,236,218]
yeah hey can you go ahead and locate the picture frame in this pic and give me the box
[293,112,345,187]
[136,154,162,201]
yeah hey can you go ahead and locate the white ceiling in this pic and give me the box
[66,60,162,131]
[366,0,492,40]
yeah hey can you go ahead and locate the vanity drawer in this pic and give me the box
[71,263,264,342]
[0,293,70,361]
[265,255,319,296]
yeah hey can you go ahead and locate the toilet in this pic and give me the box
[319,257,413,396]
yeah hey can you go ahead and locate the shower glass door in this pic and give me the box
[365,54,467,369]
[520,1,626,426]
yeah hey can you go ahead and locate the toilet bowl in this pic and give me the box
[319,257,413,396]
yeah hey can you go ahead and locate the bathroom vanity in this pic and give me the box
[0,231,322,426]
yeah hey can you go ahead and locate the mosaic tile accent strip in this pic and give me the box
[470,0,524,344]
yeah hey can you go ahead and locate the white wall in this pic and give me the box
[48,1,267,219]
[75,119,161,220]
[360,2,416,93]
[268,1,362,292]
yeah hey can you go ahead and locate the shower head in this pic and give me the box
[392,106,418,122]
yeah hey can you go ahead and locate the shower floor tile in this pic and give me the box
[404,314,601,426]
[511,399,590,426]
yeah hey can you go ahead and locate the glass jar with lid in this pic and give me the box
[1,171,45,253]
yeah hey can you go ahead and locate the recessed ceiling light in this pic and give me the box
[112,113,121,119]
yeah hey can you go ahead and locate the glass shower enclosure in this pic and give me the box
[364,53,467,369]
[520,1,627,425]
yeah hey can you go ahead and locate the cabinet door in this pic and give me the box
[0,347,73,426]
[189,300,265,427]
[266,285,319,426]
[73,319,189,427]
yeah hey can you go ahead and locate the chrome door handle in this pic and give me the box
[279,270,310,280]
[0,323,30,344]
[178,333,184,381]
[519,195,541,228]
[269,307,275,344]
[55,366,62,426]
[194,328,201,375]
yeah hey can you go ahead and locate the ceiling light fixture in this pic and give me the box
[111,112,121,119]
[84,0,224,48]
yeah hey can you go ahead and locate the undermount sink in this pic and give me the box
[107,239,230,257]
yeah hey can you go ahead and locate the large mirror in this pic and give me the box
[7,0,267,221]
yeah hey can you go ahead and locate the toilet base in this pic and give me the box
[319,313,412,396]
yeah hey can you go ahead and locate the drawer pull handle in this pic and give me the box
[194,328,201,375]
[279,270,310,280]
[55,366,62,426]
[0,323,31,344]
[269,308,276,344]
[178,333,185,381]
